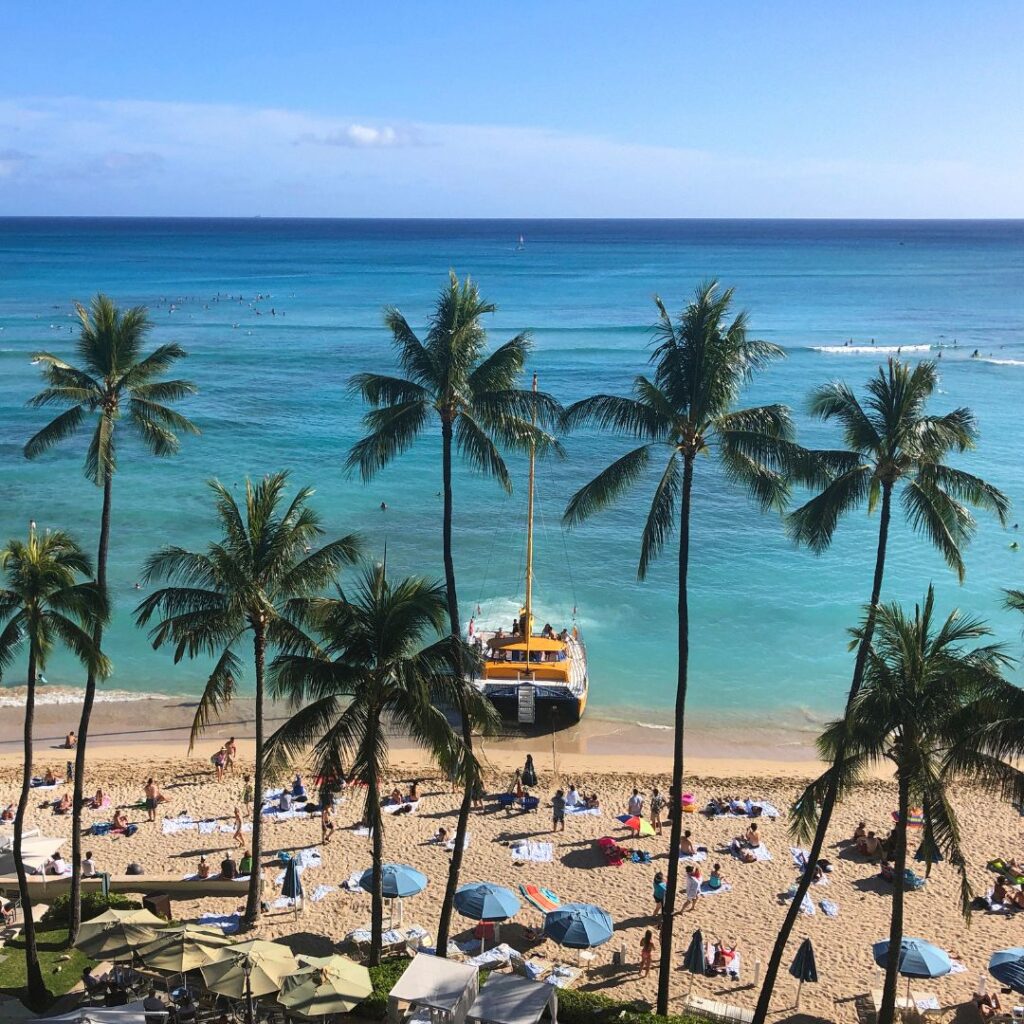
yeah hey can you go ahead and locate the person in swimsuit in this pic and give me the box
[232,806,245,847]
[321,804,335,844]
[639,929,655,977]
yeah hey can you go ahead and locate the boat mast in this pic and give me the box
[524,373,537,659]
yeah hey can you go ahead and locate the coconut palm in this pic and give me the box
[134,473,360,929]
[347,271,559,954]
[264,562,492,965]
[754,359,1009,1022]
[562,280,804,1016]
[792,588,1010,1024]
[0,527,108,1004]
[24,294,198,939]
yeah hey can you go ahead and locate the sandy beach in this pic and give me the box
[3,697,1022,1023]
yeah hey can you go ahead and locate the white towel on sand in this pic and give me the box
[445,832,471,852]
[565,806,601,817]
[510,840,553,863]
[679,850,707,863]
[382,800,420,815]
[311,885,336,902]
[699,881,732,895]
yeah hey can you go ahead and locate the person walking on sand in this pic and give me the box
[653,870,666,917]
[552,788,565,833]
[639,929,656,977]
[223,736,237,770]
[321,803,335,844]
[232,806,245,847]
[144,778,164,823]
[682,864,701,911]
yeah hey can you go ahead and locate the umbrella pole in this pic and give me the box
[796,978,803,1009]
[245,959,255,1024]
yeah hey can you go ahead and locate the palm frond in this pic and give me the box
[189,645,243,751]
[787,465,873,553]
[23,405,87,460]
[638,453,680,580]
[563,444,653,527]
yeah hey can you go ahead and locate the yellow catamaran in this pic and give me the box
[468,374,589,726]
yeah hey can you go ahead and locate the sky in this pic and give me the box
[1,2,1022,218]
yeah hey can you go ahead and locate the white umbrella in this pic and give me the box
[0,835,66,875]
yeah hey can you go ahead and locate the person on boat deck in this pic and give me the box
[495,626,505,639]
[291,775,306,799]
[565,784,581,808]
[542,623,554,638]
[558,627,570,641]
[511,618,520,636]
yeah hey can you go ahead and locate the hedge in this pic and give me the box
[41,892,143,928]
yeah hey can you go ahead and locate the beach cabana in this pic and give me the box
[0,834,66,876]
[75,908,166,960]
[467,974,557,1024]
[388,952,479,1024]
[32,1002,152,1023]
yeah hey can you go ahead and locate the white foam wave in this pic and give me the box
[633,720,672,731]
[812,344,931,355]
[981,357,1024,367]
[0,686,170,708]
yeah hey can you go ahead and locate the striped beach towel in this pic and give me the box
[519,883,561,913]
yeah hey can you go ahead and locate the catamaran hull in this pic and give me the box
[475,685,587,729]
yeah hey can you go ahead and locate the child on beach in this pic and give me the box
[653,871,666,917]
[682,864,701,910]
[551,789,565,833]
[232,806,245,847]
[639,929,656,977]
[321,804,335,844]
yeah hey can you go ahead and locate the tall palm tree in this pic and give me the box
[24,294,198,940]
[0,527,108,1005]
[792,588,1011,1024]
[754,359,1009,1022]
[562,280,803,1016]
[264,562,493,965]
[347,271,559,954]
[134,473,360,929]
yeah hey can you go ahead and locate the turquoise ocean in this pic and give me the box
[1,219,1022,736]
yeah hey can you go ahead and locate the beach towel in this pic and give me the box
[310,884,336,902]
[30,780,59,790]
[444,832,471,852]
[162,815,196,835]
[679,850,708,863]
[219,822,252,834]
[790,847,809,868]
[466,943,515,968]
[699,881,732,895]
[196,820,217,835]
[199,913,241,934]
[272,896,297,909]
[820,898,839,918]
[343,870,364,891]
[353,826,374,837]
[297,848,322,869]
[510,840,553,863]
[631,849,652,864]
[784,887,816,915]
[730,839,772,862]
[564,805,601,817]
[519,883,560,913]
[382,799,420,815]
[892,807,925,828]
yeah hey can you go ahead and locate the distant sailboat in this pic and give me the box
[516,234,525,251]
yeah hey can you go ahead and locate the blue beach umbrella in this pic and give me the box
[989,948,1024,994]
[682,929,705,996]
[454,883,521,922]
[871,938,952,978]
[543,903,614,949]
[358,863,428,899]
[282,860,303,900]
[789,938,818,1007]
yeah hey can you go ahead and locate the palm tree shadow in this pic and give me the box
[851,875,892,897]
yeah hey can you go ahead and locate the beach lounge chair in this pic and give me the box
[684,994,754,1023]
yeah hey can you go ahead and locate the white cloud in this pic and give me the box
[0,96,1020,217]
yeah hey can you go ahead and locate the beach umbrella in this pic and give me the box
[282,857,304,916]
[872,937,951,1011]
[200,939,298,999]
[789,937,819,1008]
[615,814,655,837]
[682,929,705,996]
[278,954,373,1017]
[75,908,166,960]
[0,835,66,876]
[988,948,1024,994]
[543,903,614,949]
[454,882,521,952]
[136,923,232,973]
[358,863,427,898]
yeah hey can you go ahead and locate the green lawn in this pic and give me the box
[0,926,95,1012]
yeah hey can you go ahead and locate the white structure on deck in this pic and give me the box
[467,974,557,1024]
[388,952,480,1024]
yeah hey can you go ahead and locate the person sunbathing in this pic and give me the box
[43,768,57,786]
[858,831,881,857]
[585,792,600,809]
[707,863,726,890]
[196,856,211,879]
[993,876,1011,904]
[853,821,867,841]
[54,791,73,815]
[111,809,129,831]
[434,827,449,845]
[975,992,1003,1021]
[879,859,895,882]
[710,938,738,974]
[406,782,419,802]
[736,846,757,864]
[90,787,107,810]
[291,775,307,800]
[1,803,14,822]
[680,830,697,856]
[387,787,402,806]
[744,823,761,848]
[64,731,77,749]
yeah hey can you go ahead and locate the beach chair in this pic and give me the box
[684,994,754,1023]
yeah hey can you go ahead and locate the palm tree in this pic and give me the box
[562,280,803,1016]
[753,359,1009,1022]
[24,294,198,940]
[0,527,108,1005]
[347,271,559,954]
[134,473,360,929]
[264,562,492,965]
[792,588,1011,1024]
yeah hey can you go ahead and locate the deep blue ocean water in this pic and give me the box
[1,218,1022,733]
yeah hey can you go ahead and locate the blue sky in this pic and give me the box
[1,2,1022,217]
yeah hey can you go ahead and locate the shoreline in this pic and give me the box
[0,692,828,776]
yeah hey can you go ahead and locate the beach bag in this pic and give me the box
[126,862,144,875]
[124,824,139,837]
[91,823,112,837]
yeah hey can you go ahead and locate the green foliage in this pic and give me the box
[0,926,96,1012]
[41,891,142,927]
[361,957,412,1018]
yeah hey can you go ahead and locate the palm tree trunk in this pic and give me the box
[69,466,112,943]
[14,647,46,1005]
[365,732,385,967]
[753,482,894,1023]
[242,624,266,929]
[437,417,474,957]
[879,772,910,1024]
[656,454,694,1017]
